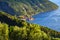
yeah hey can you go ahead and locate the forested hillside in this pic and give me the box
[0,11,60,40]
[0,0,58,17]
[0,0,60,40]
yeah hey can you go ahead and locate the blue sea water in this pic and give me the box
[29,0,60,32]
[0,0,60,32]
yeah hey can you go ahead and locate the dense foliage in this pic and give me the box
[0,12,60,40]
[0,0,59,40]
[0,22,8,40]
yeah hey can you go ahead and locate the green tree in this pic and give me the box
[10,24,50,40]
[0,22,9,40]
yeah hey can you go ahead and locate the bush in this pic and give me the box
[0,22,9,40]
[10,24,50,40]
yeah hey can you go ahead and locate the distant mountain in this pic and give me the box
[0,0,58,17]
[0,11,60,40]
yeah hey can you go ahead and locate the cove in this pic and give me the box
[28,0,60,32]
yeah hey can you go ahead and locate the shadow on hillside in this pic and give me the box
[0,14,23,27]
[0,1,16,15]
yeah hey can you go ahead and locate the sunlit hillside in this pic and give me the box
[0,0,58,17]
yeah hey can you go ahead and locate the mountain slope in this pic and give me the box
[0,11,60,40]
[0,0,58,17]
